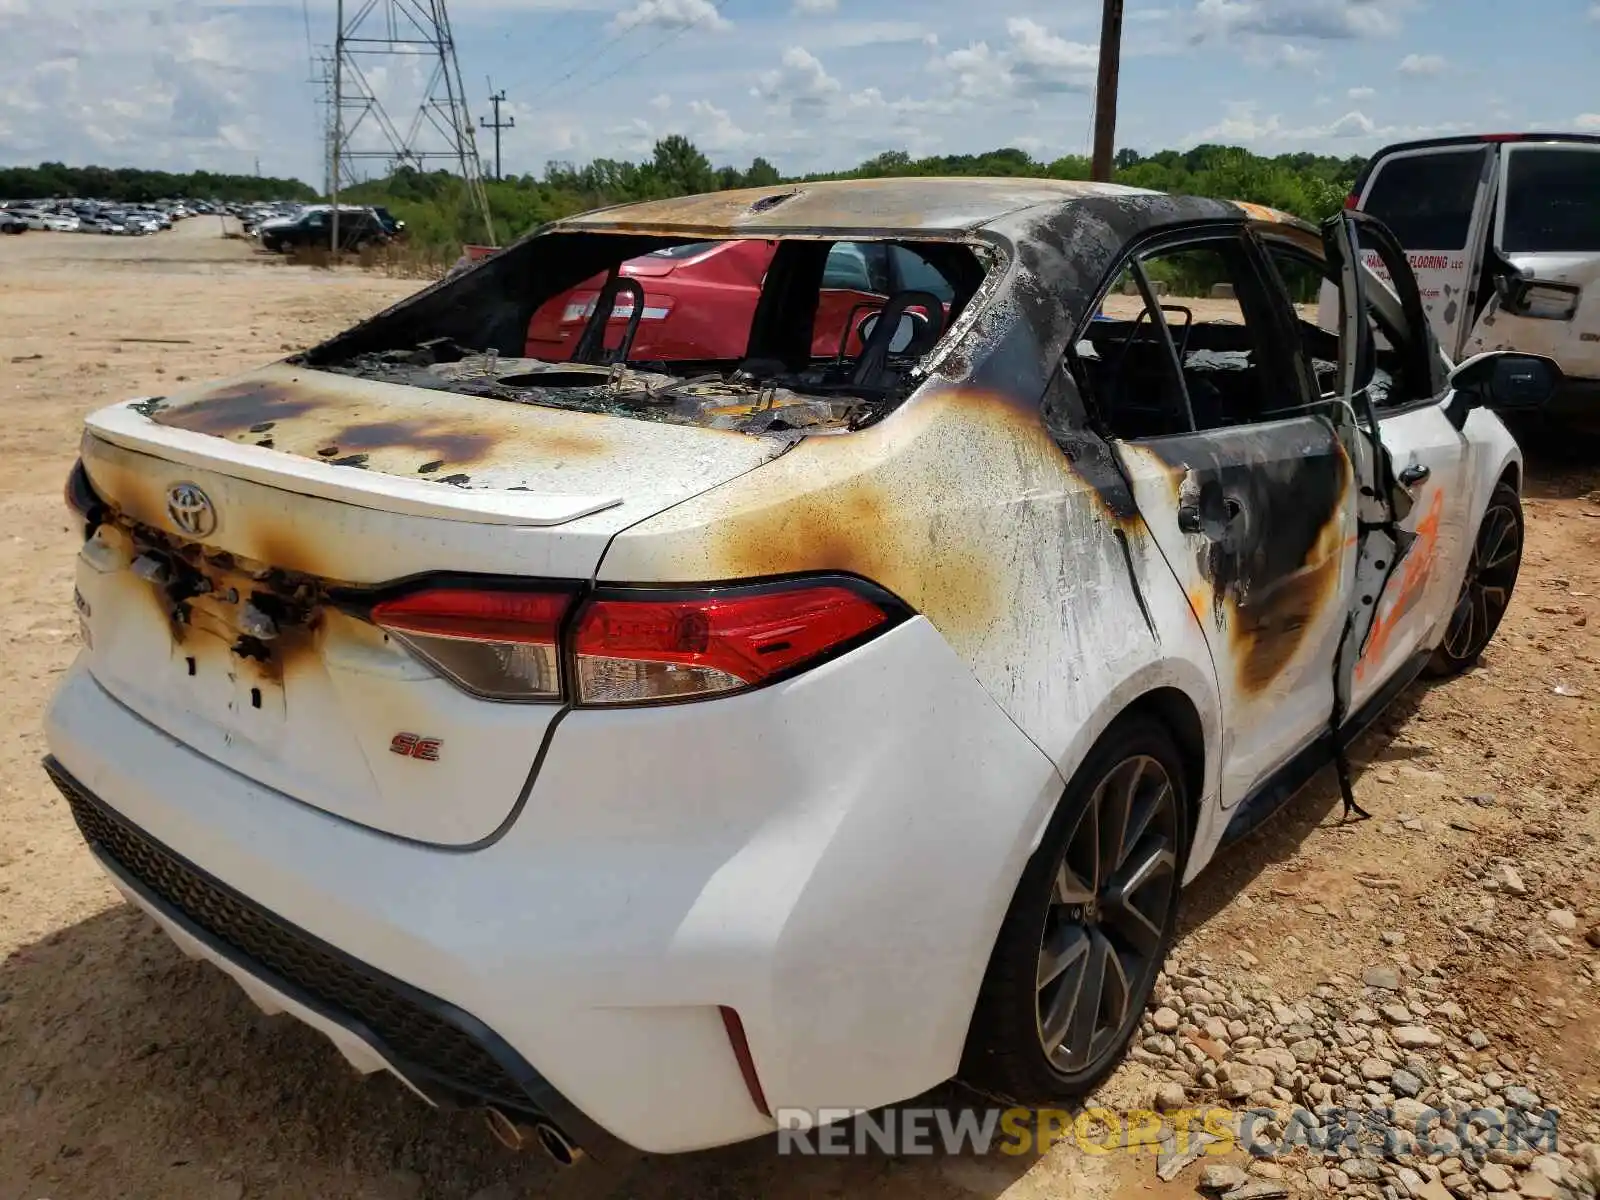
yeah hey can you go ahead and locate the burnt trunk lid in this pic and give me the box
[73,364,785,845]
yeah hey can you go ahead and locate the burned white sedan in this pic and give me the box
[46,179,1550,1157]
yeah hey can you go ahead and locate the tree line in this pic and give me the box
[0,162,318,204]
[341,137,1369,254]
[3,138,1369,252]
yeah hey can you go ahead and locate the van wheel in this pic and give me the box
[1425,481,1522,678]
[961,715,1187,1102]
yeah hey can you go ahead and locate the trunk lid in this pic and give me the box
[77,364,786,845]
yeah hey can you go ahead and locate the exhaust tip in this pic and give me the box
[534,1121,582,1166]
[484,1106,527,1151]
[484,1107,583,1166]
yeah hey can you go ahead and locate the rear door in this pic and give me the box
[1263,222,1473,712]
[1083,228,1361,808]
[1340,144,1496,358]
[1461,141,1600,379]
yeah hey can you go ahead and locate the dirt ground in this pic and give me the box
[0,222,1596,1200]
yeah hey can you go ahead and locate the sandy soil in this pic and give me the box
[0,222,1596,1200]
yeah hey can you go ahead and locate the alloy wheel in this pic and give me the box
[1442,496,1521,662]
[1036,754,1179,1076]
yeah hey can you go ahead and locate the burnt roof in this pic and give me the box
[549,177,1162,237]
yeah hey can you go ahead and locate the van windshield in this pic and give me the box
[1502,147,1600,253]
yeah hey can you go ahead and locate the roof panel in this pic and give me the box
[551,177,1157,236]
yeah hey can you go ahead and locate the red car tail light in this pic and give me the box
[372,588,572,701]
[570,580,899,706]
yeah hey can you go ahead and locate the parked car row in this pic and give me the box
[0,196,208,236]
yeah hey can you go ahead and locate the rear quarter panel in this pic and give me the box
[596,380,1224,877]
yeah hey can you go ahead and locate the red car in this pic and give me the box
[525,239,954,362]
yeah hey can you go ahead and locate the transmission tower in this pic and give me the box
[309,52,337,198]
[329,0,495,248]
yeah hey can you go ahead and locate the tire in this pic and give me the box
[1424,480,1522,679]
[961,714,1189,1103]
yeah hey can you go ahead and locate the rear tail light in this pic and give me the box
[368,578,902,706]
[372,588,570,701]
[572,582,893,705]
[1344,193,1360,210]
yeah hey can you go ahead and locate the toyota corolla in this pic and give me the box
[44,178,1553,1159]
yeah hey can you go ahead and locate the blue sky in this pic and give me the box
[0,0,1596,186]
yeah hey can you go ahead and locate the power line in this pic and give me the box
[515,0,735,118]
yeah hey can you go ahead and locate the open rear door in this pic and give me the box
[1320,212,1407,767]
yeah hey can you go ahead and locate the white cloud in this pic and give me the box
[1576,114,1600,131]
[1272,42,1320,66]
[802,20,932,49]
[0,3,300,175]
[649,92,672,111]
[792,0,837,12]
[1348,85,1376,99]
[1191,0,1412,41]
[1183,100,1463,147]
[1397,52,1446,76]
[753,45,843,113]
[1328,110,1375,137]
[685,99,749,151]
[1007,17,1098,88]
[608,0,729,34]
[1590,3,1600,19]
[933,18,1096,102]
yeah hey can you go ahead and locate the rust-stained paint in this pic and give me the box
[1233,201,1311,229]
[607,385,1147,654]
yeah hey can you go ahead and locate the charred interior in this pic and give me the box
[300,231,993,435]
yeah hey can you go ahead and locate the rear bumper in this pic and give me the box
[46,757,612,1151]
[43,619,1064,1153]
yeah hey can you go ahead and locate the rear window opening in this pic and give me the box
[303,231,992,436]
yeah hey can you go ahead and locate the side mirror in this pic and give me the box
[1444,351,1563,429]
[857,309,927,354]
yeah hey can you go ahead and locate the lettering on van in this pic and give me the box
[1361,251,1465,277]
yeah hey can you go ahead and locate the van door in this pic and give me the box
[1348,144,1497,359]
[1461,142,1600,382]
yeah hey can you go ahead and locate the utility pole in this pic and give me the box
[1091,0,1125,183]
[328,0,495,252]
[480,85,514,180]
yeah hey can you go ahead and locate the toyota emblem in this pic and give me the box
[166,482,217,538]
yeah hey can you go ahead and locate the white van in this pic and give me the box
[1332,133,1600,426]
